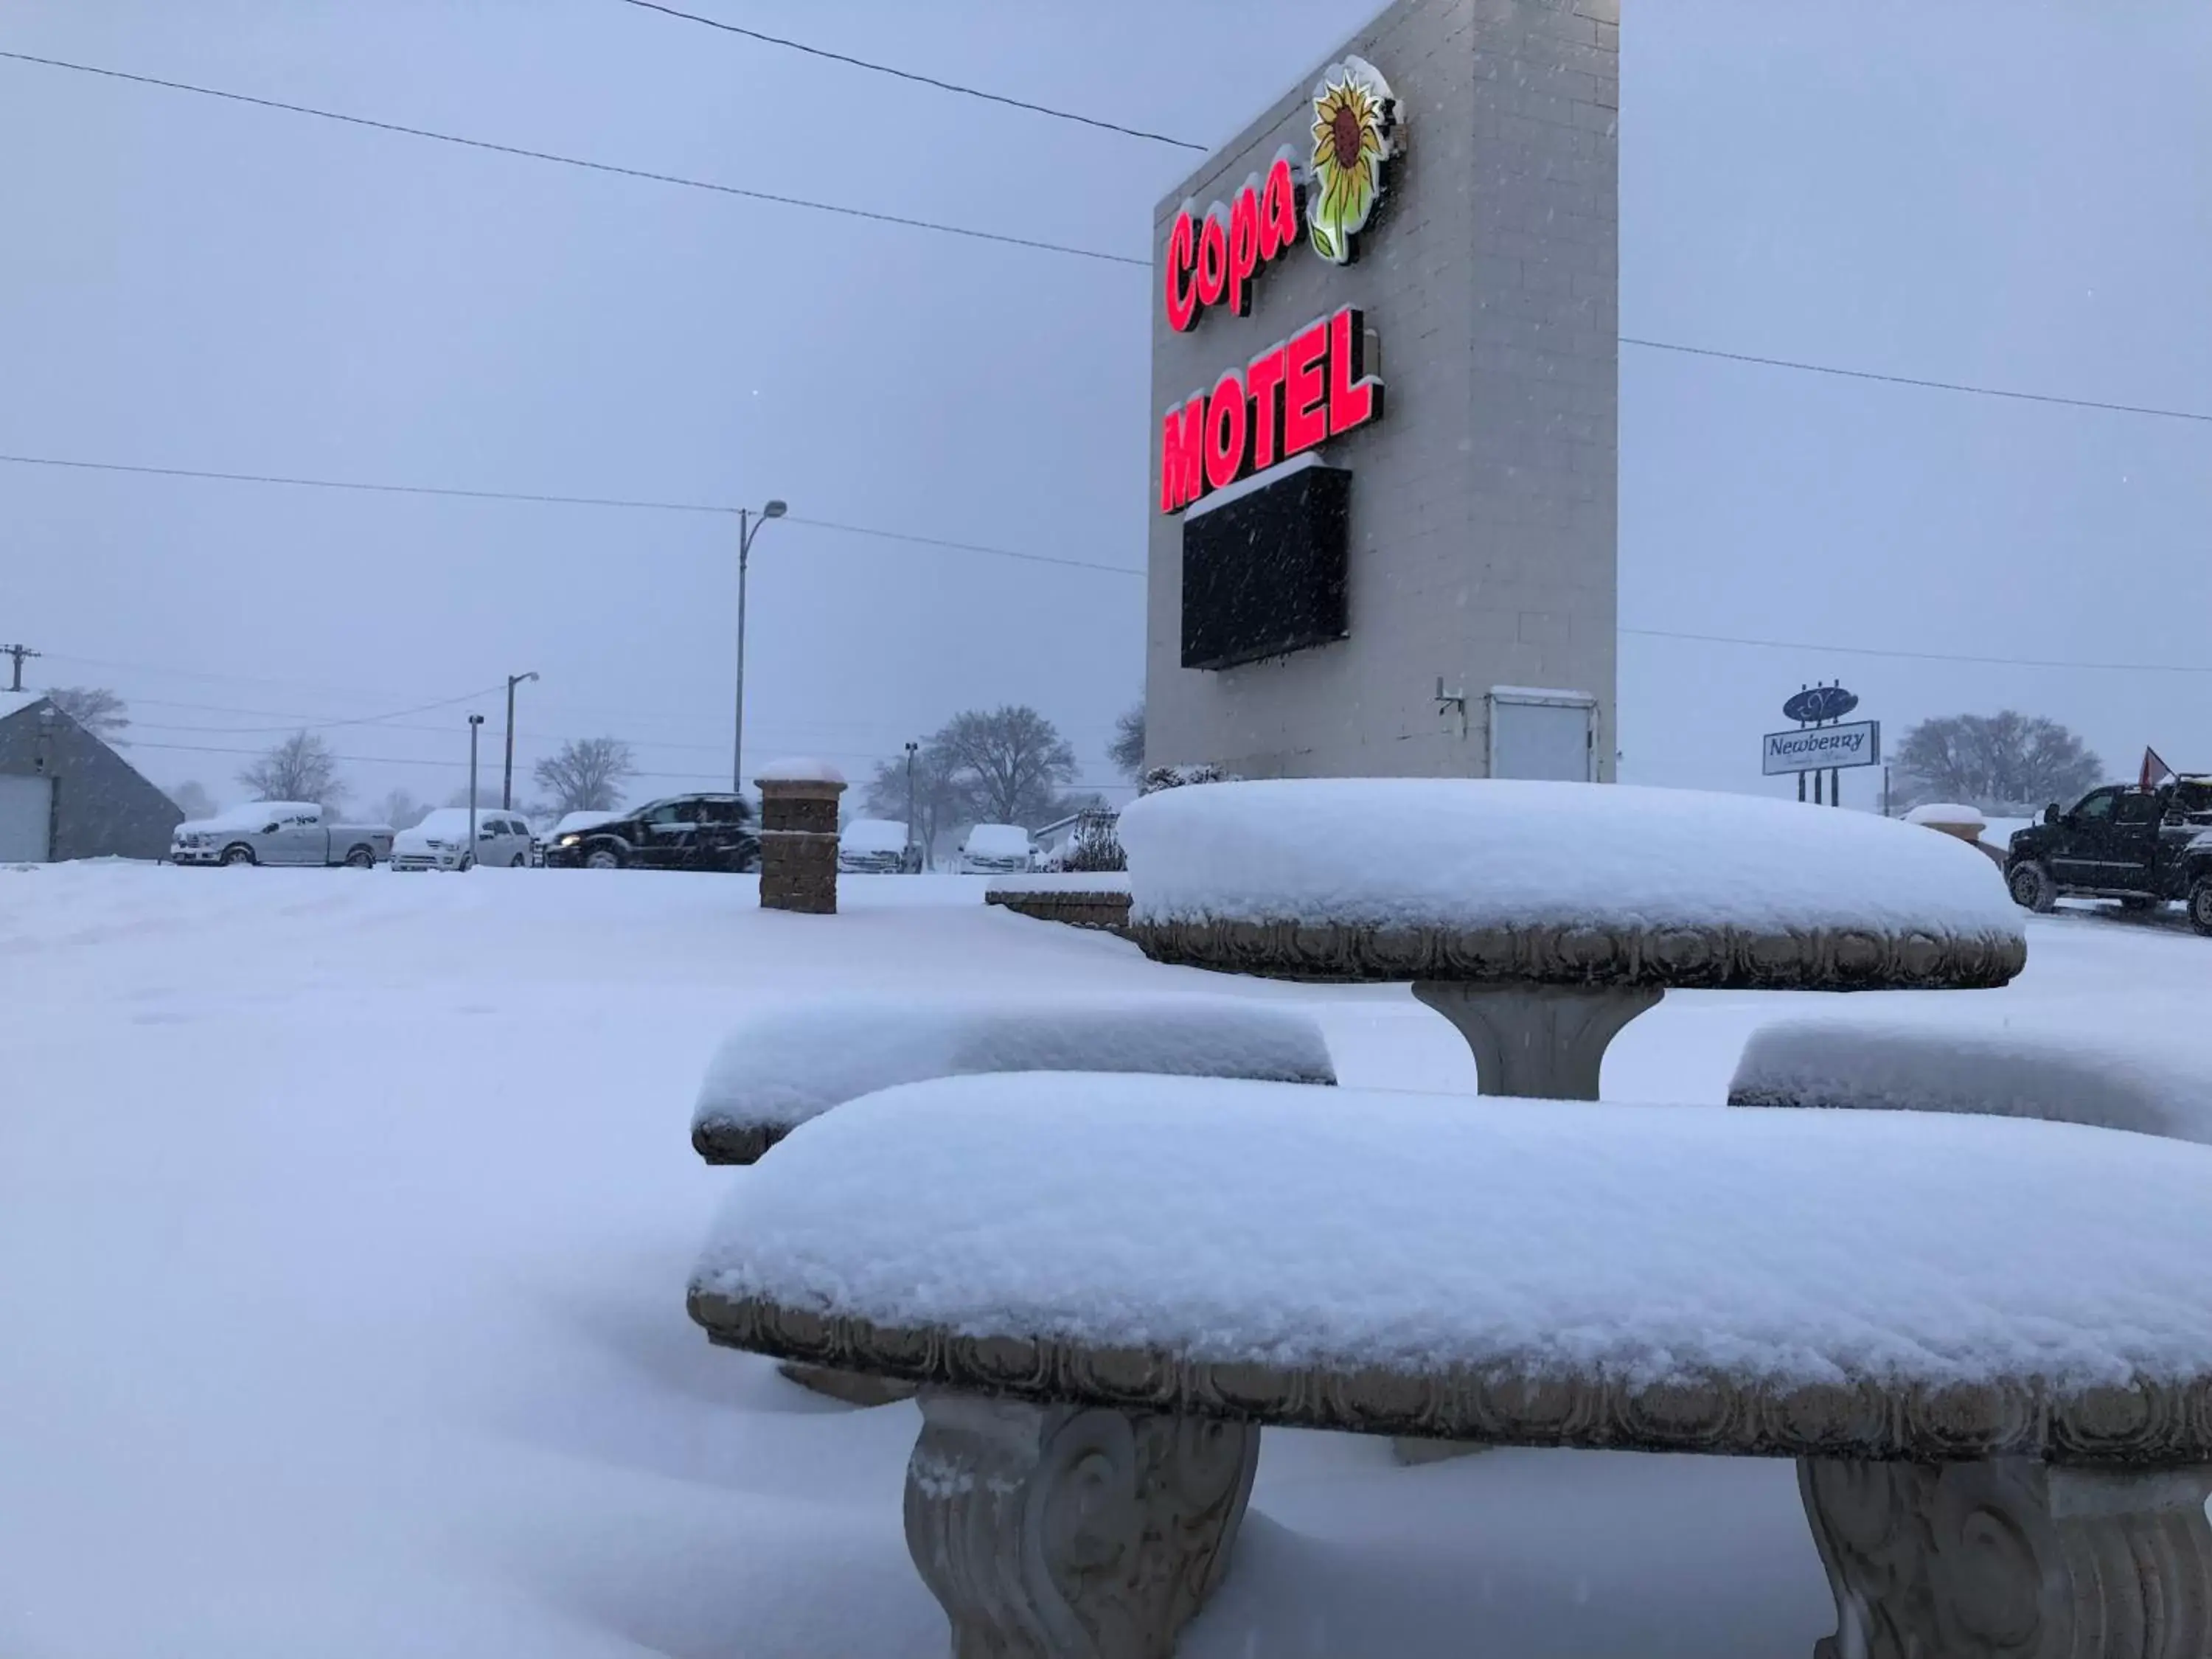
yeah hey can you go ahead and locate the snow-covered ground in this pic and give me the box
[3,863,2206,1657]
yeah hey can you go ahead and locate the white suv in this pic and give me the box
[392,809,536,872]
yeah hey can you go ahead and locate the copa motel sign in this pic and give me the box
[1158,57,1397,517]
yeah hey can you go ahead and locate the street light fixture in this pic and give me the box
[503,671,539,810]
[467,714,485,869]
[905,740,920,873]
[732,498,790,796]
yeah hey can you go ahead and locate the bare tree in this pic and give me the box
[237,731,346,808]
[1893,712,2104,815]
[376,787,431,830]
[1109,700,1146,782]
[932,706,1078,827]
[533,737,636,815]
[863,745,961,868]
[168,780,217,821]
[45,686,129,743]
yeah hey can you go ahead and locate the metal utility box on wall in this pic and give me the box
[0,773,54,861]
[1486,688,1596,782]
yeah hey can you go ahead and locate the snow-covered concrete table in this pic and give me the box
[1119,779,2027,1099]
[692,1074,2212,1659]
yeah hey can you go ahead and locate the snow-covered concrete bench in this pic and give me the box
[1119,779,2025,1099]
[1730,1017,2212,1142]
[689,995,1336,1164]
[692,1073,2212,1659]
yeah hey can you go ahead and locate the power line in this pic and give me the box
[18,448,2212,673]
[788,515,1141,576]
[10,52,2208,426]
[0,449,732,513]
[614,0,1205,152]
[1620,338,2212,425]
[128,682,511,736]
[0,451,1144,576]
[0,49,1144,270]
[1620,626,2212,675]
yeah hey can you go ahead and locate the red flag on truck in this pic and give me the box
[2141,748,2175,791]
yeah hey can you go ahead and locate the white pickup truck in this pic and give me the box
[170,801,395,869]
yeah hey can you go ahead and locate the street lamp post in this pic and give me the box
[905,740,919,873]
[732,499,790,796]
[503,671,539,810]
[467,714,484,869]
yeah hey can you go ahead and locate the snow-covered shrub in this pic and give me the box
[1141,762,1233,796]
[1061,810,1127,874]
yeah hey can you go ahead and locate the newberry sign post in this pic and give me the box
[1144,0,1621,782]
[1763,683,1881,807]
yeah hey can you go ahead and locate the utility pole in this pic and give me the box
[0,643,40,692]
[731,499,790,794]
[467,714,484,869]
[502,671,539,810]
[905,740,919,872]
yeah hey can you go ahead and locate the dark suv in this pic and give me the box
[2003,779,2212,933]
[541,793,759,872]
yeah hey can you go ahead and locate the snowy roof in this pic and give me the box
[692,996,1335,1161]
[964,824,1032,855]
[695,1073,2212,1394]
[1119,779,2023,944]
[0,692,51,725]
[755,758,846,786]
[1905,803,1986,827]
[1731,1017,2212,1144]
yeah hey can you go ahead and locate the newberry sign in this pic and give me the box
[1762,721,1882,776]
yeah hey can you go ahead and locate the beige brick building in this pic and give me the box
[1145,0,1620,782]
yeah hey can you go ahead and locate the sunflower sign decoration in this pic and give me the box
[1307,56,1399,265]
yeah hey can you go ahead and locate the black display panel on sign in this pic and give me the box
[1180,463,1352,672]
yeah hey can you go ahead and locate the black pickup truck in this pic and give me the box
[2003,779,2212,933]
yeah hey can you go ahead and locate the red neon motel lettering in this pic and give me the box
[1159,306,1384,515]
[1163,154,1303,334]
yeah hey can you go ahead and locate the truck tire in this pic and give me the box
[2007,861,2056,913]
[220,844,256,867]
[344,846,375,869]
[458,853,476,872]
[585,846,623,871]
[2189,877,2212,938]
[509,854,528,869]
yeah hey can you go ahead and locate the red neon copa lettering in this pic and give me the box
[1159,305,1384,514]
[1163,154,1303,334]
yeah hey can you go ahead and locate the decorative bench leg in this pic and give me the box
[1411,981,1664,1103]
[1395,984,1663,1465]
[1799,1456,2212,1658]
[902,1391,1260,1659]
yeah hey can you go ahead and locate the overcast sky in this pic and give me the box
[2,0,2205,815]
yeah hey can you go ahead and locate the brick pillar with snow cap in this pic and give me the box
[755,759,846,914]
